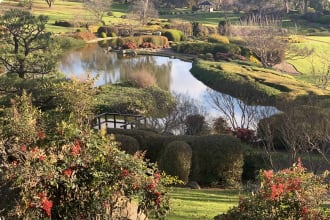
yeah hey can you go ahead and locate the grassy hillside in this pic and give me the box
[0,0,132,33]
[287,36,330,87]
[191,59,330,105]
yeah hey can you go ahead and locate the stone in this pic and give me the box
[186,181,201,189]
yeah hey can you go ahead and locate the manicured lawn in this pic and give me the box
[160,10,241,26]
[165,187,241,220]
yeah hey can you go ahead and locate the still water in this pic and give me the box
[59,43,277,127]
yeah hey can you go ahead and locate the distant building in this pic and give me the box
[198,1,214,12]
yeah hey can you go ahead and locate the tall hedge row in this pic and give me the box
[172,42,241,55]
[108,129,244,187]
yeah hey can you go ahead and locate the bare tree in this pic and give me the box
[84,0,112,25]
[45,0,55,7]
[148,93,205,135]
[308,52,330,89]
[207,89,260,130]
[129,0,158,25]
[258,99,330,172]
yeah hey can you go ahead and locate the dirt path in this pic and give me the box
[273,61,301,75]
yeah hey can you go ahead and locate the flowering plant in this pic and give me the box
[218,158,330,220]
[0,91,176,219]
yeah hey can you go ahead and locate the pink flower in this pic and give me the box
[21,145,27,152]
[70,139,81,156]
[63,168,73,178]
[37,131,46,140]
[148,183,155,190]
[12,160,18,166]
[41,198,53,217]
[264,170,273,181]
[122,169,129,177]
[39,155,45,161]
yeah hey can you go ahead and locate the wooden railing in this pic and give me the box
[93,113,147,130]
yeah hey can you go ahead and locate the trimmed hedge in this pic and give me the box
[107,129,244,187]
[113,134,140,154]
[208,34,230,44]
[159,141,192,183]
[187,135,243,187]
[163,29,185,42]
[172,42,241,55]
[116,36,169,48]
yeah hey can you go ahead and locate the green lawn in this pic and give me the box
[166,187,241,220]
[1,0,135,33]
[160,10,241,26]
[287,36,330,86]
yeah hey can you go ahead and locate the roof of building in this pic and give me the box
[198,1,213,6]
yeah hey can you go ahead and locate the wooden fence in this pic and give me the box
[93,113,147,130]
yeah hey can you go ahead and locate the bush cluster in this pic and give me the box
[116,36,169,48]
[218,159,330,219]
[163,29,185,42]
[208,34,230,44]
[97,26,118,37]
[71,31,96,41]
[0,90,176,219]
[107,130,244,187]
[173,42,241,56]
[54,20,73,27]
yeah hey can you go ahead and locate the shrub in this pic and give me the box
[0,91,176,219]
[54,20,73,27]
[72,31,96,41]
[163,29,184,42]
[184,114,210,135]
[208,34,230,44]
[159,141,192,183]
[188,135,244,187]
[172,42,241,55]
[97,26,118,37]
[114,134,140,154]
[218,159,330,219]
[101,31,107,38]
[54,36,86,51]
[116,36,169,48]
[129,69,157,88]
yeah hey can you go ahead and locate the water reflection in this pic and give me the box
[59,44,171,90]
[59,43,278,125]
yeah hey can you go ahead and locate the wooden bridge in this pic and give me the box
[93,113,147,130]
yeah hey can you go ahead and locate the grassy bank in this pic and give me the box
[287,36,330,87]
[190,59,329,105]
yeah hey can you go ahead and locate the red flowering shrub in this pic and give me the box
[122,41,137,49]
[232,128,256,143]
[0,90,179,219]
[217,159,330,220]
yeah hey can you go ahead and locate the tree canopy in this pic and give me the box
[0,9,59,79]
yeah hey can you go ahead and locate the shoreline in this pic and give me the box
[86,37,197,62]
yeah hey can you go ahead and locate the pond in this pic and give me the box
[59,43,277,129]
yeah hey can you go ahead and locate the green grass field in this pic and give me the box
[287,36,330,86]
[160,10,241,26]
[166,188,240,220]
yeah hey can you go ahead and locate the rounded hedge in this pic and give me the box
[188,135,244,187]
[208,34,230,44]
[113,134,140,155]
[163,29,185,42]
[158,141,192,183]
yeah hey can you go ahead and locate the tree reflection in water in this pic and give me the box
[59,43,171,90]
